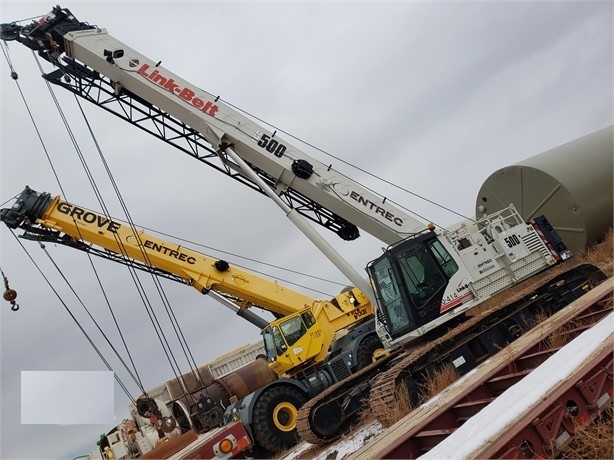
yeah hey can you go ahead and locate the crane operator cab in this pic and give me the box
[367,231,459,340]
[262,310,324,376]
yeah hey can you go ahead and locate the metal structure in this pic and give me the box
[1,186,378,454]
[476,125,614,254]
[1,6,611,456]
[351,279,613,459]
[0,7,424,246]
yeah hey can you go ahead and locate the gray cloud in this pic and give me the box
[1,1,611,458]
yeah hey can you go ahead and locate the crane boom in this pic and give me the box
[1,186,370,325]
[2,8,605,457]
[2,185,380,453]
[0,6,424,245]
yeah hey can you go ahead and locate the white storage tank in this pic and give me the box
[476,126,613,254]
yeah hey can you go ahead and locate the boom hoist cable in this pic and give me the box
[38,236,147,396]
[26,49,202,398]
[7,230,139,405]
[1,44,148,399]
[144,225,344,297]
[67,88,209,396]
[19,46,235,401]
[1,42,67,197]
[200,89,475,225]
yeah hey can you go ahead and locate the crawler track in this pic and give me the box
[350,277,613,459]
[297,263,607,444]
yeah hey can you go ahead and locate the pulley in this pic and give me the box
[292,159,313,179]
[215,260,230,272]
[160,416,177,433]
[135,396,159,417]
[337,220,360,241]
[0,22,21,41]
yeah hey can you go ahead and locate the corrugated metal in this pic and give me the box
[476,126,613,254]
[208,342,265,378]
[140,342,266,404]
[166,365,215,402]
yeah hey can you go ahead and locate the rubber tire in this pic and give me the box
[252,385,307,453]
[355,334,384,370]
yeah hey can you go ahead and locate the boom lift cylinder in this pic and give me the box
[222,146,376,303]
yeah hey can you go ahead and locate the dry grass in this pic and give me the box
[370,380,415,428]
[545,321,579,351]
[578,228,614,278]
[524,304,597,352]
[364,363,460,428]
[544,315,596,351]
[559,402,613,459]
[417,363,459,402]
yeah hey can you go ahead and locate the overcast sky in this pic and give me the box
[1,1,612,458]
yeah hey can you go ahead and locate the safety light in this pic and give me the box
[218,438,234,454]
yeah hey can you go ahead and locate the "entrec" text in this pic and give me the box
[143,239,196,265]
[349,191,403,227]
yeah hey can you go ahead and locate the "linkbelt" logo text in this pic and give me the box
[57,202,121,233]
[349,191,403,227]
[138,64,219,117]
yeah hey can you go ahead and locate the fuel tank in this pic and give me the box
[476,125,613,254]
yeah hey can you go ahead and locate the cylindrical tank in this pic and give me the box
[175,357,278,417]
[166,365,215,401]
[166,343,266,401]
[476,126,613,254]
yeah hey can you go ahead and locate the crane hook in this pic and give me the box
[2,269,19,311]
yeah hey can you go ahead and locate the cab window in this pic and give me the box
[429,240,458,278]
[263,326,287,360]
[397,245,444,307]
[372,257,411,333]
[280,316,307,346]
[301,311,316,329]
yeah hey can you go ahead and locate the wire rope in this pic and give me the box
[31,44,214,393]
[70,90,209,390]
[1,43,66,198]
[218,97,474,224]
[1,44,144,399]
[28,52,159,393]
[9,231,138,405]
[38,237,147,394]
[2,44,151,398]
[146,226,347,290]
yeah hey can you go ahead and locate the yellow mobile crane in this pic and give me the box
[1,186,378,453]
